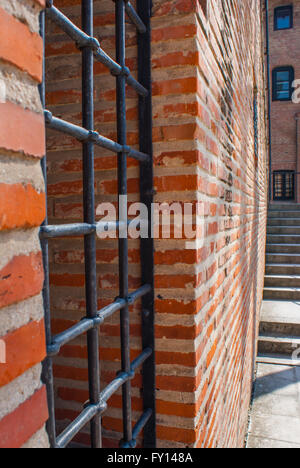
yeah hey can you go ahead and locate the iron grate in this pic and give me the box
[40,0,155,449]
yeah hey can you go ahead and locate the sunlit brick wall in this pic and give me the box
[45,0,268,448]
[0,0,49,448]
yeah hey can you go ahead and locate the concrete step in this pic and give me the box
[265,264,300,275]
[263,287,300,300]
[258,334,300,355]
[260,300,300,334]
[267,226,300,235]
[269,203,300,211]
[257,353,300,366]
[268,211,300,218]
[267,235,300,244]
[264,275,300,288]
[266,244,300,254]
[268,218,300,227]
[266,253,300,264]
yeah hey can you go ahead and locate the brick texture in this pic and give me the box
[0,0,48,448]
[45,0,268,448]
[0,6,43,82]
[0,386,48,449]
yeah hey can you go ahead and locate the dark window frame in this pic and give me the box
[272,66,294,101]
[273,170,295,201]
[274,5,293,31]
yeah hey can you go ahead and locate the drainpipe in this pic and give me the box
[265,0,272,202]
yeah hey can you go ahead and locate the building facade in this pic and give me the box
[268,0,300,202]
[0,0,268,448]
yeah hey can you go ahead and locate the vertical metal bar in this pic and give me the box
[137,0,156,448]
[82,0,101,449]
[40,9,57,448]
[115,0,132,444]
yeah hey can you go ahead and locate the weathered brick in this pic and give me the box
[0,386,48,449]
[0,102,45,158]
[0,320,46,387]
[0,7,43,82]
[0,252,44,309]
[0,184,45,231]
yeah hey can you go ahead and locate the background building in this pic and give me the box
[268,0,300,202]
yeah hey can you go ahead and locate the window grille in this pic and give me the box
[40,0,156,449]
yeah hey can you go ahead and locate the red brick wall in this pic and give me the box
[0,0,49,448]
[45,0,267,448]
[268,0,300,201]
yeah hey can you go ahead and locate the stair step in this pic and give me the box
[265,263,300,275]
[257,353,300,366]
[264,275,300,288]
[258,334,300,355]
[267,226,300,235]
[267,235,300,244]
[268,218,300,226]
[266,244,300,254]
[266,253,300,264]
[268,211,300,218]
[264,287,300,300]
[269,203,300,211]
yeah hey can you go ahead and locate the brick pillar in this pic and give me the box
[0,0,49,448]
[45,0,268,448]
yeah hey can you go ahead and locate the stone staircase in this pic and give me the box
[258,204,300,364]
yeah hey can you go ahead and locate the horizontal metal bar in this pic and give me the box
[125,1,147,34]
[120,408,153,448]
[56,404,104,448]
[46,5,148,96]
[55,349,152,448]
[100,348,153,403]
[47,285,151,356]
[40,221,127,239]
[127,283,152,305]
[46,4,98,50]
[40,223,95,239]
[45,111,149,162]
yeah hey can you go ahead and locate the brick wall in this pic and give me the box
[45,0,268,448]
[268,0,300,201]
[0,0,49,448]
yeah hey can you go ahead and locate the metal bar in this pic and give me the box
[40,223,95,239]
[39,10,57,448]
[46,4,147,96]
[56,405,101,449]
[120,409,153,448]
[47,285,151,356]
[100,348,152,403]
[45,111,149,162]
[125,1,147,34]
[137,0,157,448]
[116,0,132,445]
[81,0,101,448]
[56,348,152,448]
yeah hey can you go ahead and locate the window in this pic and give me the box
[273,171,295,200]
[272,66,294,101]
[274,5,293,30]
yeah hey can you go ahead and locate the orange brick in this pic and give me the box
[0,320,46,387]
[0,387,48,448]
[0,102,45,158]
[0,184,45,231]
[0,252,44,309]
[0,7,43,82]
